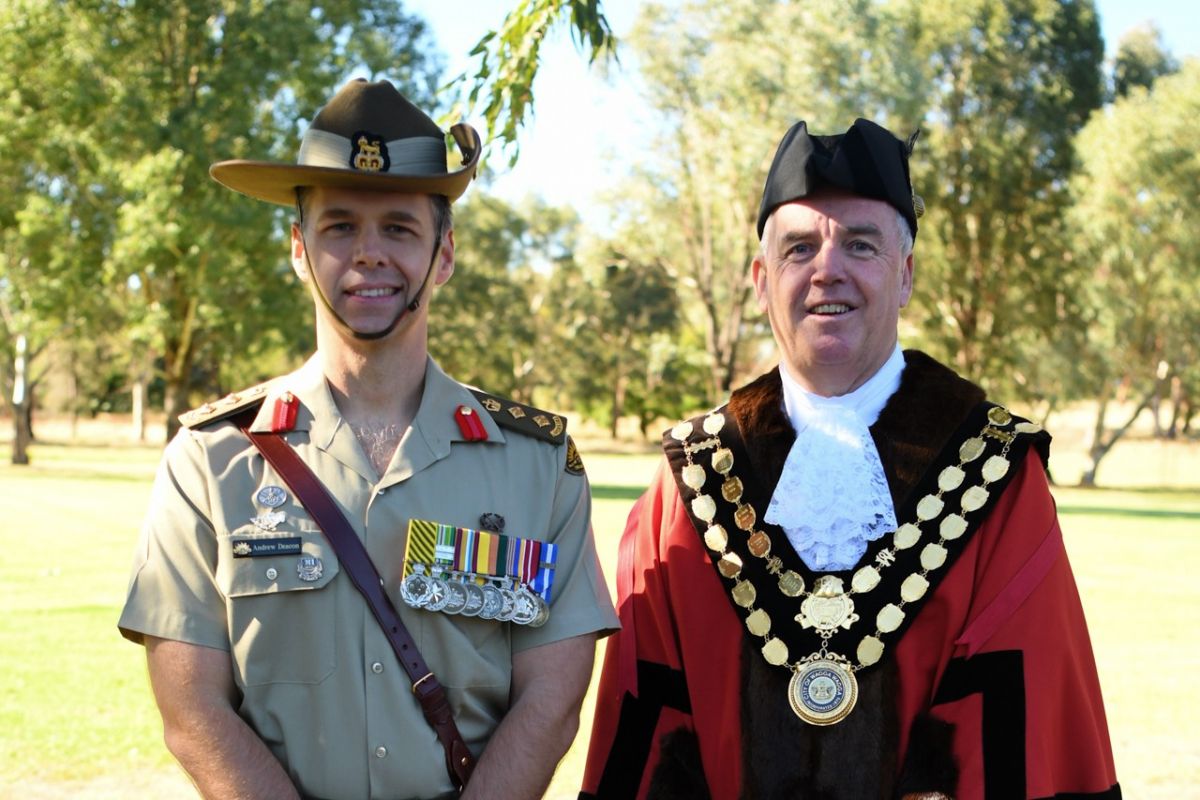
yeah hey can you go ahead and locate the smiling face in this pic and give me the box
[291,186,454,347]
[752,188,913,397]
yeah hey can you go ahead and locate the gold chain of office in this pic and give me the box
[671,406,1039,725]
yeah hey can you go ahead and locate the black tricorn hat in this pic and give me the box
[211,79,481,206]
[756,118,923,239]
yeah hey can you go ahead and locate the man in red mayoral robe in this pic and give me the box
[581,119,1120,800]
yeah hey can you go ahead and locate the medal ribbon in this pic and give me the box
[455,527,477,574]
[435,524,456,567]
[530,542,558,601]
[403,519,438,576]
[403,519,557,599]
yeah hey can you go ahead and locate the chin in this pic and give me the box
[803,339,858,366]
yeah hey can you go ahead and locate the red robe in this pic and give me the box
[582,354,1119,800]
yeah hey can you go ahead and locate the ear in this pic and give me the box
[898,251,914,308]
[752,250,770,313]
[434,228,455,286]
[290,222,310,282]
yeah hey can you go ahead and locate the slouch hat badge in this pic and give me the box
[350,131,389,172]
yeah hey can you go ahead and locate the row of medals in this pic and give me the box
[672,405,1035,725]
[400,567,549,627]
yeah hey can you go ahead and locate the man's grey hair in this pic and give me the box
[896,209,914,257]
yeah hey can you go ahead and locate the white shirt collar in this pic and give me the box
[779,344,905,432]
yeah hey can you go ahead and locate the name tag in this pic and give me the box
[231,537,302,558]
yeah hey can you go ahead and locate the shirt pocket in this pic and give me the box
[218,520,340,686]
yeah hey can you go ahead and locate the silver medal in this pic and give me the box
[479,584,504,620]
[460,582,486,617]
[425,578,450,612]
[400,573,433,608]
[510,587,539,626]
[496,586,517,622]
[441,581,468,615]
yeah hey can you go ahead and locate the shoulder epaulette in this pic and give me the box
[469,388,567,445]
[179,381,273,430]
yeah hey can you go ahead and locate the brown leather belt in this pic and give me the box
[237,412,474,791]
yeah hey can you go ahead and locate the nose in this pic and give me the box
[810,244,846,285]
[352,225,387,268]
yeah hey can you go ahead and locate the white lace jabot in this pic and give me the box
[765,346,905,571]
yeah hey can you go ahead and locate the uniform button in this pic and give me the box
[374,746,388,759]
[371,661,384,674]
[377,487,386,496]
[266,567,278,580]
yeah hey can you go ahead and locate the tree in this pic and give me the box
[550,254,684,437]
[1070,59,1200,484]
[451,0,616,161]
[1111,23,1179,100]
[427,194,566,400]
[897,0,1105,400]
[0,1,118,463]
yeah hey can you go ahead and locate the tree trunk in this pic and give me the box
[610,353,626,440]
[1079,385,1154,487]
[1166,376,1182,439]
[10,333,30,465]
[69,349,79,440]
[12,406,31,464]
[132,378,147,442]
[163,377,188,443]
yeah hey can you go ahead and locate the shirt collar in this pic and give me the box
[249,355,506,447]
[779,344,905,432]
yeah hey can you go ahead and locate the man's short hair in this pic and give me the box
[895,208,913,257]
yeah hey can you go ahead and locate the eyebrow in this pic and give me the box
[842,223,885,237]
[775,223,885,245]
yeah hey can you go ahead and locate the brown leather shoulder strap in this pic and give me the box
[235,412,473,791]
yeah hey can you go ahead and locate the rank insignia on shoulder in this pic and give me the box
[565,436,585,475]
[179,381,274,430]
[468,388,567,445]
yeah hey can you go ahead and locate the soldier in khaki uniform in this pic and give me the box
[119,79,618,800]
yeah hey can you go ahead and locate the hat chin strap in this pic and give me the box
[296,204,441,342]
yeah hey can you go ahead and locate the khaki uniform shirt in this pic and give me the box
[119,356,618,799]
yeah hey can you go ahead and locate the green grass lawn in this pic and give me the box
[1,441,1196,798]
